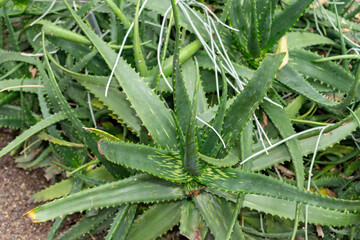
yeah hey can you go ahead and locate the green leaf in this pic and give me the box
[182,58,208,115]
[174,58,191,135]
[287,32,337,49]
[105,205,137,240]
[193,192,244,240]
[26,174,186,222]
[31,166,114,202]
[199,147,240,167]
[277,65,338,107]
[0,116,24,129]
[209,188,360,226]
[184,73,201,176]
[247,0,260,57]
[38,132,84,147]
[64,1,178,150]
[47,36,108,75]
[0,78,41,93]
[289,49,359,99]
[219,53,284,155]
[258,0,273,49]
[0,112,66,159]
[195,51,254,79]
[43,24,92,45]
[197,167,360,211]
[251,106,360,171]
[262,98,304,188]
[71,76,141,135]
[126,202,181,240]
[0,49,36,65]
[56,208,116,240]
[100,140,192,182]
[264,0,313,52]
[239,119,254,170]
[200,66,227,157]
[230,0,251,55]
[41,33,127,178]
[180,200,207,240]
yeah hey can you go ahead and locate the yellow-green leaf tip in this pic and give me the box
[24,209,39,223]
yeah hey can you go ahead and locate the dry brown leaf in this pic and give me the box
[316,225,325,238]
[327,188,337,198]
[277,165,295,177]
[29,66,37,78]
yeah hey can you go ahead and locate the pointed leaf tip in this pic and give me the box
[24,210,39,223]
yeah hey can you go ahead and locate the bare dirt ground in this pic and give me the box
[0,128,183,240]
[0,128,52,240]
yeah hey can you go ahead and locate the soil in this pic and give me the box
[0,128,52,240]
[0,128,183,240]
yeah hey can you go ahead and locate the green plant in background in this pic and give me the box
[2,0,360,239]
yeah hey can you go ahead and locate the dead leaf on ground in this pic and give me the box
[327,188,337,198]
[29,66,37,78]
[316,225,325,238]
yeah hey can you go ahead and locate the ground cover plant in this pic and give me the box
[2,0,360,239]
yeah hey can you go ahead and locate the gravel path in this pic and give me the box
[0,128,52,240]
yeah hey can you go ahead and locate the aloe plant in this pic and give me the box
[2,0,360,239]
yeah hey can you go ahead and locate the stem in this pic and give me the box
[224,194,245,240]
[162,39,202,76]
[333,0,349,71]
[68,160,100,176]
[133,0,149,76]
[103,0,131,29]
[291,203,301,240]
[312,54,360,62]
[155,10,174,92]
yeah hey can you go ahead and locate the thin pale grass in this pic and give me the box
[73,0,78,11]
[177,2,219,69]
[187,2,282,108]
[205,10,220,102]
[188,0,239,32]
[316,0,360,48]
[29,0,56,26]
[259,214,267,239]
[20,139,42,155]
[87,90,97,128]
[105,0,149,97]
[304,125,331,240]
[208,15,244,89]
[254,123,269,155]
[83,3,107,20]
[156,9,173,92]
[274,166,283,181]
[101,29,111,39]
[144,20,164,29]
[178,1,242,99]
[157,6,174,91]
[253,113,272,155]
[196,116,226,149]
[240,126,327,165]
[20,50,58,57]
[178,1,282,155]
[0,85,44,92]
